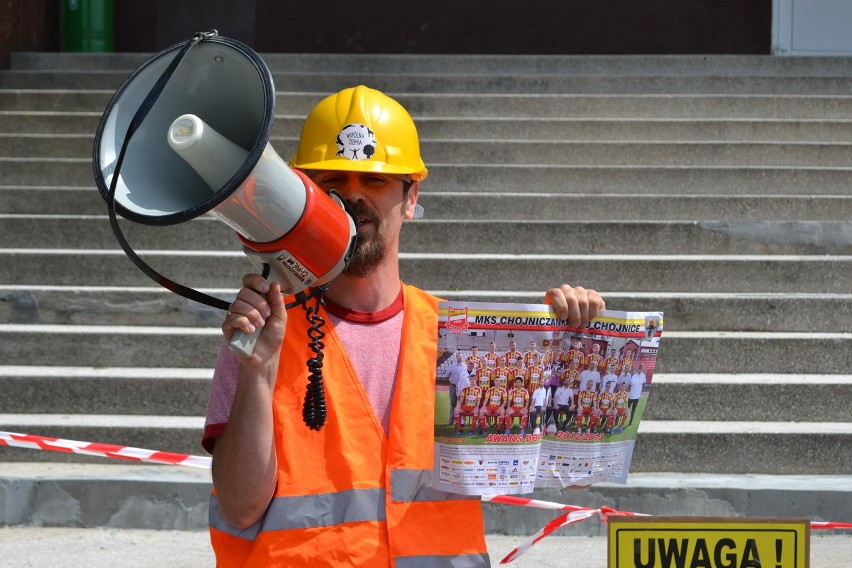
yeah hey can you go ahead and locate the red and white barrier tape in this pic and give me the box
[2,430,849,563]
[0,431,211,469]
[483,496,649,563]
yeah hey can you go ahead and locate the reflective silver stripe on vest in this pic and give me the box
[209,487,385,540]
[391,469,482,503]
[395,553,491,568]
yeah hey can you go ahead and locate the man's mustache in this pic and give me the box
[347,201,380,226]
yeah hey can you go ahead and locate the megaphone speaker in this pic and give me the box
[92,32,357,358]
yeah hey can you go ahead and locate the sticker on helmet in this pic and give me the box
[336,123,377,161]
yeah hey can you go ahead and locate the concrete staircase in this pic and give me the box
[1,51,850,534]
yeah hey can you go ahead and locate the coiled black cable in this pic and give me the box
[302,285,329,430]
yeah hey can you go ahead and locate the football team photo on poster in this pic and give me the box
[434,301,663,495]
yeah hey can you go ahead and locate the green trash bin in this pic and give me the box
[60,0,114,52]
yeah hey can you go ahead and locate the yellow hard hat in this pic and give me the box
[289,85,428,181]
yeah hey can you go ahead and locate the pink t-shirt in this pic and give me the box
[202,291,404,453]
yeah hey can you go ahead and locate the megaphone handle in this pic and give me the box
[228,327,262,358]
[226,288,317,357]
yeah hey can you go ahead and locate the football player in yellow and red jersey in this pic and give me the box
[482,341,502,370]
[561,338,584,367]
[492,364,512,394]
[472,366,493,394]
[596,379,616,433]
[608,380,631,433]
[543,344,561,369]
[466,346,483,370]
[524,363,545,392]
[560,357,582,397]
[502,341,522,367]
[575,379,600,433]
[503,377,530,435]
[584,343,604,373]
[478,374,507,434]
[601,349,620,379]
[507,353,525,379]
[453,381,483,436]
[523,339,543,368]
[617,350,635,375]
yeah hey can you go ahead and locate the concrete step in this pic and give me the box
[5,216,850,255]
[9,69,852,95]
[643,374,852,422]
[2,367,847,422]
[0,367,210,416]
[4,286,849,333]
[0,325,848,373]
[8,90,852,120]
[11,134,852,169]
[8,111,852,143]
[632,421,852,474]
[3,186,851,221]
[14,52,852,76]
[2,250,850,293]
[1,414,849,475]
[2,462,850,538]
[5,161,852,195]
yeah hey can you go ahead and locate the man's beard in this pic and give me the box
[343,202,386,277]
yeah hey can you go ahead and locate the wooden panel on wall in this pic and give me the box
[3,0,771,63]
[253,0,771,55]
[114,0,256,53]
[0,0,59,68]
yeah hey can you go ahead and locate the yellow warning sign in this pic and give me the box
[608,517,809,568]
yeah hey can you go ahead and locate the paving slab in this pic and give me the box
[1,528,850,568]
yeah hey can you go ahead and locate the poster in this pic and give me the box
[433,301,663,495]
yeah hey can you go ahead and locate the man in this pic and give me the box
[502,340,522,367]
[596,380,616,432]
[202,85,606,567]
[542,343,561,369]
[552,376,576,432]
[579,359,602,393]
[575,379,600,433]
[562,338,584,368]
[608,380,631,433]
[628,363,648,426]
[504,376,530,436]
[524,361,546,393]
[601,349,620,378]
[482,341,502,369]
[492,362,512,398]
[466,345,484,370]
[584,343,604,372]
[600,363,619,393]
[472,363,494,393]
[507,353,526,380]
[479,373,508,434]
[446,353,473,424]
[528,380,551,433]
[523,339,543,367]
[618,350,636,375]
[454,375,483,436]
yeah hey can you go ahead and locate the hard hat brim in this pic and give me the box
[291,158,428,182]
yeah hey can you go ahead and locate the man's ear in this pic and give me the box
[403,181,420,219]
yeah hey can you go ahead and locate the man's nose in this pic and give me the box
[330,174,365,198]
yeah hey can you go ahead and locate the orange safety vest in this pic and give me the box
[209,284,490,567]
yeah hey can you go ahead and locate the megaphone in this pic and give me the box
[91,31,357,358]
[92,31,357,430]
